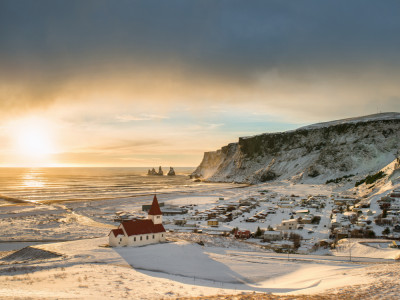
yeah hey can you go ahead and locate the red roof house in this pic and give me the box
[120,219,165,236]
[234,229,251,239]
[109,195,166,247]
[109,228,124,237]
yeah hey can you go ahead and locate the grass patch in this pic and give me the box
[325,174,354,184]
[355,171,386,187]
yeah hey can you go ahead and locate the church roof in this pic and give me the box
[148,194,162,215]
[109,228,124,237]
[120,219,165,236]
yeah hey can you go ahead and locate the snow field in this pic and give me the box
[1,237,378,298]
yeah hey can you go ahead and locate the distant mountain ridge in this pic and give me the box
[192,113,400,184]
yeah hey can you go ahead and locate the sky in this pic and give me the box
[1,0,400,167]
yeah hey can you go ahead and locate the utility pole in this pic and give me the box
[349,240,352,262]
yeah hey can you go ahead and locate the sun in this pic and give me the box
[10,117,56,165]
[15,126,53,158]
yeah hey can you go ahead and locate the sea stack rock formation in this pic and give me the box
[147,166,164,176]
[167,167,176,176]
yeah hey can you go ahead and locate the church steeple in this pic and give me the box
[148,195,162,224]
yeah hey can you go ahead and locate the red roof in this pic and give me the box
[234,230,251,238]
[109,228,124,237]
[148,195,162,215]
[120,219,165,236]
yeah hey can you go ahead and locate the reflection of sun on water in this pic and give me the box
[23,178,45,188]
[23,172,45,188]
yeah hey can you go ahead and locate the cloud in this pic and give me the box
[116,114,169,122]
[0,0,400,123]
[187,123,225,132]
[92,139,168,153]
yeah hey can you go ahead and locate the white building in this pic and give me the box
[109,195,166,247]
[295,209,310,216]
[263,230,283,241]
[277,219,298,231]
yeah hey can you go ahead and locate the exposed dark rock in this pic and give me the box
[1,246,62,263]
[167,167,176,176]
[147,166,164,176]
[191,113,400,184]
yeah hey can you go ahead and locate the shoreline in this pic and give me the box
[1,183,250,206]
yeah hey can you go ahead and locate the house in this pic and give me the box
[263,230,283,241]
[207,219,219,227]
[142,202,164,211]
[109,195,166,247]
[235,230,251,239]
[173,219,186,226]
[390,190,400,201]
[295,209,310,216]
[277,219,298,231]
[366,210,374,216]
[217,215,229,222]
[357,220,368,227]
[333,227,349,239]
[390,202,400,210]
[333,198,358,206]
[300,214,314,224]
[161,206,188,216]
[278,201,295,208]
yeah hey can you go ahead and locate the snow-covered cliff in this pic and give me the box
[192,113,400,184]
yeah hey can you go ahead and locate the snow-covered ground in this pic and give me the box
[333,239,400,260]
[297,112,400,131]
[0,235,398,299]
[1,180,400,299]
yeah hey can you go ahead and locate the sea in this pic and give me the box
[0,167,217,203]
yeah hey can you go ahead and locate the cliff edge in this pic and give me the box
[192,113,400,184]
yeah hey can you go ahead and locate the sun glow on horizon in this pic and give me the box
[9,117,57,167]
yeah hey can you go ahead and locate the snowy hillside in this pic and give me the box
[192,113,400,184]
[297,112,400,131]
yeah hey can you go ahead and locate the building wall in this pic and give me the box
[207,220,219,226]
[148,214,163,225]
[263,233,282,241]
[109,234,127,247]
[277,220,297,230]
[109,232,166,247]
[127,232,166,247]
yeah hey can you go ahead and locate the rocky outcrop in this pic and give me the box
[1,246,62,262]
[167,167,176,176]
[148,166,164,176]
[192,113,400,184]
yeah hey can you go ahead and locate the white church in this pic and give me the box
[109,195,166,247]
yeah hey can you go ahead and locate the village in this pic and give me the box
[2,182,400,299]
[109,186,400,254]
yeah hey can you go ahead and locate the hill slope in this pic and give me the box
[192,113,400,184]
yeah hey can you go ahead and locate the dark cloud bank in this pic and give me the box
[1,0,400,115]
